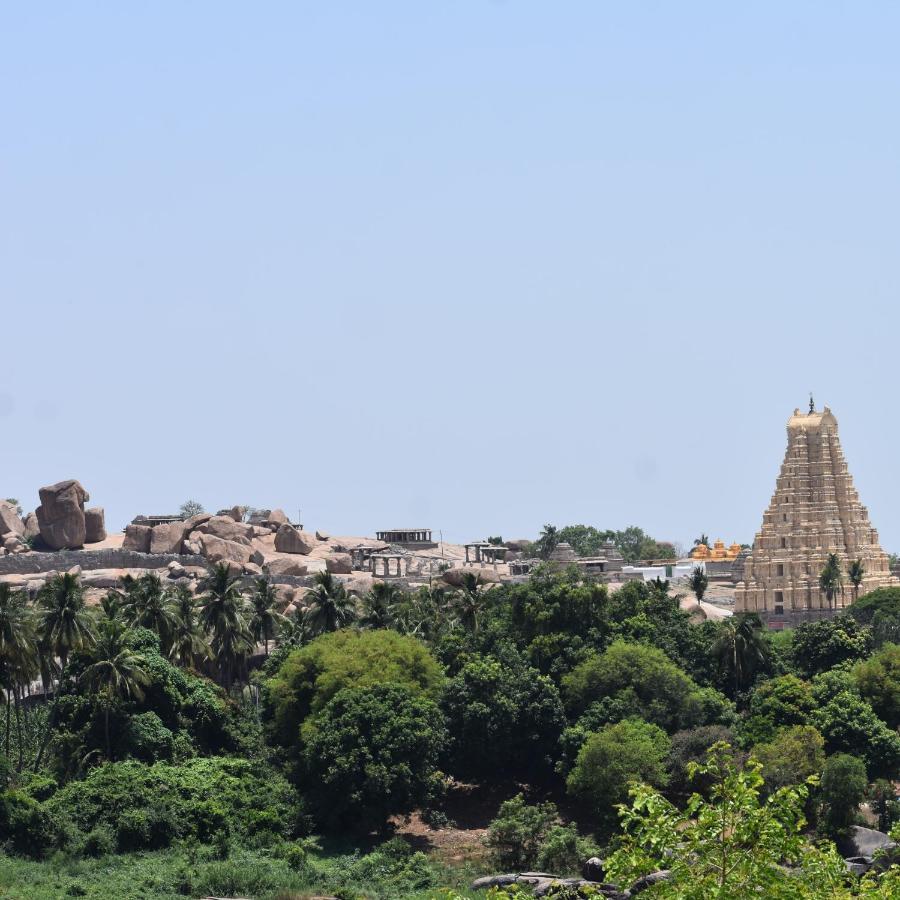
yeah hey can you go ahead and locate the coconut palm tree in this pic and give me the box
[687,566,709,603]
[248,577,287,657]
[819,553,844,610]
[451,572,485,633]
[302,572,357,637]
[36,573,95,672]
[79,619,150,760]
[121,573,179,652]
[360,582,402,629]
[198,563,251,691]
[0,584,36,767]
[168,586,210,669]
[712,612,771,695]
[847,558,865,603]
[537,524,560,560]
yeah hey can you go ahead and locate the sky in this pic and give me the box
[2,2,900,550]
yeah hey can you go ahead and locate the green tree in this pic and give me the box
[178,499,205,518]
[168,586,211,669]
[442,654,565,781]
[852,642,900,729]
[451,572,485,633]
[741,674,815,745]
[790,615,873,679]
[264,629,444,750]
[302,572,357,636]
[751,725,825,794]
[847,558,865,602]
[0,584,36,768]
[687,566,709,603]
[248,577,286,657]
[79,620,151,760]
[819,753,867,836]
[693,534,710,549]
[302,683,446,832]
[486,794,558,870]
[566,718,670,829]
[537,524,560,560]
[198,563,251,691]
[120,573,179,653]
[36,573,95,671]
[819,552,844,610]
[605,743,848,899]
[869,779,900,834]
[711,613,771,695]
[360,582,402,629]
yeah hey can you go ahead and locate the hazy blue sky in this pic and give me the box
[3,3,900,549]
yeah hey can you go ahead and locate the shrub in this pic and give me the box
[487,794,558,869]
[80,825,115,857]
[121,711,175,762]
[820,753,868,837]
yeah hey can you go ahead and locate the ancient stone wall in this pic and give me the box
[0,549,207,576]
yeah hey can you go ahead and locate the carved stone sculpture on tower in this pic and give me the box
[735,405,895,626]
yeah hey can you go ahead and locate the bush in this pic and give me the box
[0,790,53,857]
[80,825,115,857]
[121,711,175,762]
[820,753,868,837]
[487,794,558,869]
[115,805,174,851]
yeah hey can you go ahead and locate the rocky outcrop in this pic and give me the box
[442,566,502,587]
[84,507,106,543]
[123,524,152,552]
[35,479,90,550]
[150,521,187,554]
[274,524,316,555]
[199,533,252,566]
[205,515,254,546]
[471,874,628,899]
[325,553,353,574]
[0,501,24,537]
[315,529,330,541]
[265,557,309,578]
[267,508,290,526]
[23,512,40,541]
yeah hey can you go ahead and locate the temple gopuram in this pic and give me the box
[691,539,742,560]
[735,402,896,627]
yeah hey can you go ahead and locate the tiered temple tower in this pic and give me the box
[735,403,895,626]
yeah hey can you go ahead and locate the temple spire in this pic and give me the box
[809,392,815,414]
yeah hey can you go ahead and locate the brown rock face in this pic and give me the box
[442,566,502,587]
[205,515,254,546]
[84,507,107,543]
[267,509,290,526]
[23,512,40,541]
[150,521,188,554]
[0,501,25,537]
[36,479,90,550]
[199,533,252,566]
[123,524,152,552]
[274,524,316,555]
[325,553,353,574]
[265,557,309,578]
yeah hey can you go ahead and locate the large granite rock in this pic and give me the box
[199,533,252,566]
[442,566,502,587]
[265,557,309,578]
[274,524,316,555]
[23,512,40,541]
[150,521,187,554]
[123,523,152,552]
[35,479,89,550]
[84,507,107,543]
[205,515,254,545]
[267,508,290,526]
[0,501,24,537]
[325,552,353,574]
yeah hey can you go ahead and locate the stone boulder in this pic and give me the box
[199,533,252,566]
[582,859,606,882]
[183,512,213,531]
[274,524,316,555]
[837,826,897,860]
[0,501,24,537]
[205,515,254,545]
[243,562,263,576]
[267,508,290,526]
[23,512,40,542]
[325,553,353,575]
[315,529,330,541]
[3,534,26,554]
[123,523,152,552]
[150,521,188,554]
[265,557,309,578]
[344,574,375,597]
[84,507,107,543]
[35,479,89,550]
[442,566,502,587]
[505,538,533,553]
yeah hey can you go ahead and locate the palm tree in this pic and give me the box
[819,553,844,610]
[79,619,150,760]
[248,577,287,656]
[36,573,95,671]
[537,524,560,560]
[198,563,251,691]
[847,558,865,603]
[121,573,179,651]
[712,613,771,695]
[0,585,36,767]
[693,534,710,548]
[302,572,357,637]
[687,566,709,603]
[168,586,210,669]
[451,572,485,633]
[360,582,402,629]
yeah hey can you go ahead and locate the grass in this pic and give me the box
[0,842,481,900]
